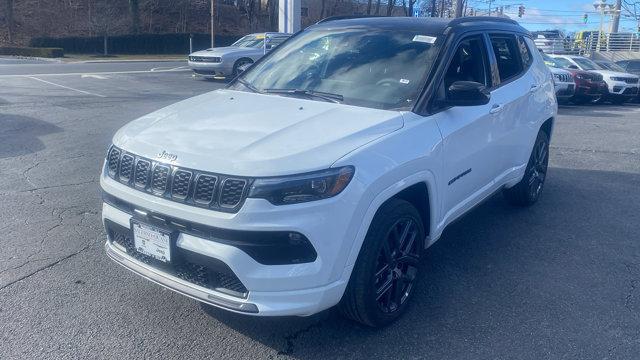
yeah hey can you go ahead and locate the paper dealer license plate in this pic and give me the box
[131,221,171,262]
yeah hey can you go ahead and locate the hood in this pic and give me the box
[190,46,260,58]
[549,67,571,76]
[113,90,404,177]
[588,70,639,79]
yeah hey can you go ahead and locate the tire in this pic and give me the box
[339,199,425,327]
[503,130,550,207]
[232,58,253,77]
[611,97,626,105]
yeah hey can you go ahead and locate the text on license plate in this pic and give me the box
[132,222,171,262]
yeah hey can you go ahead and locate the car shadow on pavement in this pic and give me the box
[200,167,640,359]
[0,114,62,158]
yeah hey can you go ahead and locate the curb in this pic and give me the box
[68,58,187,64]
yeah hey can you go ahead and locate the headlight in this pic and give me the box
[610,77,624,81]
[248,166,355,205]
[575,73,588,80]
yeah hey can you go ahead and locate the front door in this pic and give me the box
[434,34,500,222]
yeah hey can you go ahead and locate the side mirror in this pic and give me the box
[568,64,579,70]
[265,44,273,51]
[442,81,490,107]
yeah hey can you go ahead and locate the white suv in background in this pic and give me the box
[101,17,557,327]
[551,54,640,104]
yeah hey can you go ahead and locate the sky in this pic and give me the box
[457,0,640,34]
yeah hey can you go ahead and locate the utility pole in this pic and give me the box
[211,0,216,48]
[488,0,492,16]
[610,0,622,33]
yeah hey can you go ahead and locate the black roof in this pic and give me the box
[313,16,527,36]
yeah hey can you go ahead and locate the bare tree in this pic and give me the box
[375,0,381,15]
[366,0,373,15]
[129,0,140,33]
[386,0,396,16]
[4,0,15,44]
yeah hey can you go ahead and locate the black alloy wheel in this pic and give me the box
[339,199,425,327]
[374,218,420,314]
[503,130,550,206]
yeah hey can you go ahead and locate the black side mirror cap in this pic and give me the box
[441,81,491,107]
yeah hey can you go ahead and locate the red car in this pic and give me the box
[566,69,608,104]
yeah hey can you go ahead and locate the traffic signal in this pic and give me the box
[518,5,525,18]
[583,13,588,24]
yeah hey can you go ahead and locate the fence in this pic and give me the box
[29,33,241,54]
[536,31,640,57]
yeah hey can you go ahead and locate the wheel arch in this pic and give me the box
[342,172,438,275]
[540,117,554,140]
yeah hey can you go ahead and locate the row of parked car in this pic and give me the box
[188,31,640,107]
[543,54,640,105]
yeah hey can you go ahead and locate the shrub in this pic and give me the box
[0,47,64,58]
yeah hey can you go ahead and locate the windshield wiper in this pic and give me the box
[262,88,344,103]
[236,78,261,93]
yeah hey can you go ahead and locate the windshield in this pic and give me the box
[597,61,626,72]
[552,57,575,69]
[541,53,559,67]
[573,57,602,70]
[232,34,265,48]
[232,28,438,110]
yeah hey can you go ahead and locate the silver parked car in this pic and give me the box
[188,32,291,79]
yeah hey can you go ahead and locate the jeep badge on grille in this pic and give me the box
[156,150,177,162]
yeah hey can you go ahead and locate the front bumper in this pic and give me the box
[100,166,361,316]
[188,60,233,77]
[554,82,575,98]
[606,81,639,97]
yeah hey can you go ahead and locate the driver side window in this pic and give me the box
[437,35,489,104]
[444,36,488,91]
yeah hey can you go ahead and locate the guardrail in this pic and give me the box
[536,32,640,60]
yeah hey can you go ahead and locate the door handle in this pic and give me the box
[530,84,540,92]
[489,104,503,114]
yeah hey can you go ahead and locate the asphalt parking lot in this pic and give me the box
[1,59,639,359]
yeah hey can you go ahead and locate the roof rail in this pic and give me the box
[316,15,382,24]
[448,16,519,27]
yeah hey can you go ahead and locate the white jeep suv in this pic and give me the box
[101,17,556,327]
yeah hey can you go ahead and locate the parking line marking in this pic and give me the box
[27,76,107,98]
[0,68,191,78]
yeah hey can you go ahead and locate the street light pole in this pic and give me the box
[610,0,621,33]
[211,0,216,48]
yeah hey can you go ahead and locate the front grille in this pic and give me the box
[554,73,572,83]
[171,170,192,199]
[624,78,639,84]
[107,148,121,176]
[189,56,221,63]
[119,154,134,182]
[107,221,248,297]
[220,179,247,207]
[134,159,151,188]
[589,73,603,82]
[194,175,217,204]
[106,146,250,213]
[151,164,170,194]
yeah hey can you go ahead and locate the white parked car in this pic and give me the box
[102,17,557,327]
[188,32,290,78]
[551,55,640,104]
[533,30,569,54]
[542,53,575,103]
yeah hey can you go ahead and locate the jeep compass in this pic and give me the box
[101,17,557,327]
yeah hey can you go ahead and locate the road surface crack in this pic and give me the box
[278,321,324,356]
